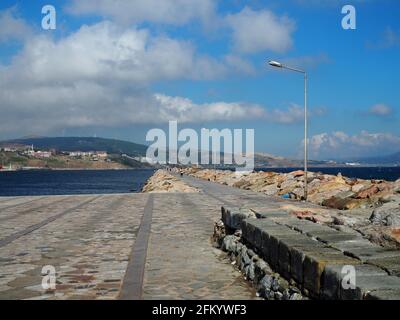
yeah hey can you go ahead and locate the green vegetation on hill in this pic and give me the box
[4,137,148,157]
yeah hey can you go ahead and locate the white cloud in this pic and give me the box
[0,7,31,43]
[369,104,393,117]
[66,0,216,26]
[308,131,400,159]
[67,2,297,57]
[266,104,304,124]
[225,7,295,54]
[155,94,265,123]
[2,21,219,84]
[0,21,264,136]
[264,104,326,124]
[0,84,267,135]
[0,9,301,137]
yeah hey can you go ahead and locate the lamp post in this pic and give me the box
[268,60,308,200]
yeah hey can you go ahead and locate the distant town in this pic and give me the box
[1,143,108,160]
[0,142,153,171]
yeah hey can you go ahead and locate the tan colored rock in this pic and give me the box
[352,183,366,193]
[394,179,400,193]
[142,170,199,193]
[260,183,279,196]
[290,210,333,224]
[355,185,379,199]
[289,170,305,177]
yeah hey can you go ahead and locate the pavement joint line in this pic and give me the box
[0,196,74,223]
[119,193,154,300]
[0,196,49,213]
[0,195,103,248]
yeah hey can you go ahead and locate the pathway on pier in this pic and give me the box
[0,174,284,300]
[5,172,376,300]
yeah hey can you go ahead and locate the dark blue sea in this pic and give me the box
[0,169,155,197]
[256,167,400,181]
[1,167,399,197]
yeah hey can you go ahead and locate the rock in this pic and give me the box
[257,275,273,295]
[394,179,400,193]
[291,187,305,199]
[290,210,334,224]
[352,183,367,193]
[232,180,248,188]
[379,194,400,203]
[255,260,268,272]
[289,170,305,178]
[261,183,279,196]
[356,185,380,199]
[266,290,275,300]
[274,292,284,300]
[377,181,392,192]
[335,190,355,199]
[322,197,361,210]
[290,286,301,294]
[241,251,251,267]
[370,202,400,226]
[271,276,281,291]
[142,170,199,193]
[247,248,256,258]
[246,263,255,281]
[279,180,297,193]
[222,235,236,252]
[282,289,291,300]
[289,293,303,300]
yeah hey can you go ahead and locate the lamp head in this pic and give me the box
[268,60,283,68]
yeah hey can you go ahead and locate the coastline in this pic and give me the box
[144,168,400,249]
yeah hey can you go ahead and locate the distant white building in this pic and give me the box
[68,151,94,157]
[68,151,108,160]
[33,151,52,158]
[95,151,108,159]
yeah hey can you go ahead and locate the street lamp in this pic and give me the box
[268,60,308,201]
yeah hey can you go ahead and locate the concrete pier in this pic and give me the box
[1,173,399,299]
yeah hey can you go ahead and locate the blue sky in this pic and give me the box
[0,0,399,160]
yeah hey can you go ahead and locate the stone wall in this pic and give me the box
[214,220,304,300]
[215,206,400,300]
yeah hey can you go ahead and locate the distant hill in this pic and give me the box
[0,136,353,167]
[1,137,148,157]
[357,151,400,165]
[253,152,336,168]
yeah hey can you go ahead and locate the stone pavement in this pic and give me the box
[0,194,147,299]
[0,174,278,300]
[2,173,398,299]
[142,193,256,300]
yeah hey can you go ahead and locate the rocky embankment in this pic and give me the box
[142,170,199,193]
[177,168,400,248]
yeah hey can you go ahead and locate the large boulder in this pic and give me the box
[370,202,400,226]
[322,196,362,210]
[352,183,368,193]
[355,185,380,199]
[261,183,279,196]
[289,170,305,178]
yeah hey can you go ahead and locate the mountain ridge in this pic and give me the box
[1,137,148,157]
